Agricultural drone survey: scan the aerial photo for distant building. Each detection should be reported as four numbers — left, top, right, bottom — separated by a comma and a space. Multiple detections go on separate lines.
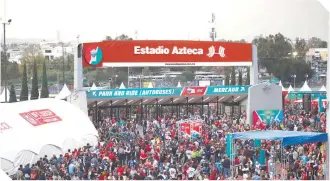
40, 40, 74, 60
7, 48, 23, 64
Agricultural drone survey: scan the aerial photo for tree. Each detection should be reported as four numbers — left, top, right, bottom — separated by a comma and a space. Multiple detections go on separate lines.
9, 84, 17, 103
182, 71, 195, 82
224, 75, 230, 85
246, 68, 250, 85
294, 38, 308, 58
40, 60, 49, 98
230, 67, 236, 85
20, 61, 29, 101
252, 33, 313, 85
238, 70, 243, 85
307, 37, 327, 48
30, 60, 39, 100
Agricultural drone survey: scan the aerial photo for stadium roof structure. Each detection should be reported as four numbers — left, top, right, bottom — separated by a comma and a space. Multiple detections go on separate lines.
86, 85, 250, 107
231, 130, 328, 147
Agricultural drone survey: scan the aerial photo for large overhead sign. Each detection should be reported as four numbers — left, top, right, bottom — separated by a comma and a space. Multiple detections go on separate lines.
87, 85, 251, 99
82, 40, 253, 67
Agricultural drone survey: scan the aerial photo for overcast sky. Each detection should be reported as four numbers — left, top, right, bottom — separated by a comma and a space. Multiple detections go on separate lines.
0, 0, 329, 42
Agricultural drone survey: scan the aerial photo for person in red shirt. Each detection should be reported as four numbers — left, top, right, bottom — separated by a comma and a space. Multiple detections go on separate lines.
145, 143, 152, 153
109, 151, 116, 162
209, 168, 217, 180
140, 150, 148, 164
117, 164, 125, 176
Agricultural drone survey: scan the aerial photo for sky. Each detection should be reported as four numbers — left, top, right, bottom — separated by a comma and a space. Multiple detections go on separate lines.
0, 0, 329, 42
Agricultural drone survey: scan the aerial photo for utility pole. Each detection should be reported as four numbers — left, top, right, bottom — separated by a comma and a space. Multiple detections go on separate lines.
61, 42, 65, 85
3, 19, 11, 103
209, 13, 216, 41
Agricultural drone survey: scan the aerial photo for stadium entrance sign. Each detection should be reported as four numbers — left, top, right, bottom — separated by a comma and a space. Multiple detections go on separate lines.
87, 88, 182, 99
206, 85, 250, 95
82, 40, 253, 67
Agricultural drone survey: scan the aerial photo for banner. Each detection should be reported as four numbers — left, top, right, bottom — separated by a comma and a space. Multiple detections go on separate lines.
191, 122, 203, 139
206, 85, 250, 95
82, 40, 253, 67
181, 86, 207, 96
180, 123, 191, 137
87, 88, 182, 99
253, 110, 283, 126
19, 109, 62, 126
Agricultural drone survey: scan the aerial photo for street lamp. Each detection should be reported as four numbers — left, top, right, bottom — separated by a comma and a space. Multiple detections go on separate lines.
3, 19, 12, 103
291, 74, 296, 89
292, 52, 298, 57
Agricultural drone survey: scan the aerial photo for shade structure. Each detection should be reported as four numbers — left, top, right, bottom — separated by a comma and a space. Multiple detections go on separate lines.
55, 84, 71, 100
300, 81, 312, 92
0, 98, 98, 174
0, 88, 10, 102
231, 130, 328, 147
319, 85, 326, 91
287, 85, 294, 92
177, 82, 182, 87
0, 169, 11, 181
278, 80, 285, 91
119, 82, 126, 89
90, 83, 98, 90
147, 82, 153, 88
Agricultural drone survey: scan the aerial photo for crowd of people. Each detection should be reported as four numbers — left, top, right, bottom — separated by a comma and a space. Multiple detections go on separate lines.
10, 104, 327, 180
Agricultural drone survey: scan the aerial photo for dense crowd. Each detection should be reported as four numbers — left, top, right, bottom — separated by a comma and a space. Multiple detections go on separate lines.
10, 105, 327, 180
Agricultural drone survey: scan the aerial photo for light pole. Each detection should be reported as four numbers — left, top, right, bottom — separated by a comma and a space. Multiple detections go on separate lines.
3, 19, 11, 103
291, 74, 296, 89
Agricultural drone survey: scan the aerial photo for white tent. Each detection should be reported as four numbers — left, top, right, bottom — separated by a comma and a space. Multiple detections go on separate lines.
119, 82, 126, 89
319, 85, 326, 92
90, 83, 98, 90
278, 80, 285, 91
0, 98, 98, 174
0, 88, 10, 102
0, 169, 11, 181
287, 85, 294, 92
147, 82, 153, 88
300, 81, 312, 92
177, 82, 182, 87
55, 84, 71, 100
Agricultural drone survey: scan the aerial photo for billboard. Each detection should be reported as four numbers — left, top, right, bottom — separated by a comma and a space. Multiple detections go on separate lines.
82, 40, 253, 67
252, 110, 283, 126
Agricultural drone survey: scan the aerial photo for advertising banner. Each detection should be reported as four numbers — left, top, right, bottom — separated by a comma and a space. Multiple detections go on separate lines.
82, 40, 253, 67
206, 85, 250, 95
181, 86, 207, 96
87, 88, 182, 99
252, 110, 284, 126
191, 121, 203, 139
180, 122, 191, 137
19, 109, 62, 127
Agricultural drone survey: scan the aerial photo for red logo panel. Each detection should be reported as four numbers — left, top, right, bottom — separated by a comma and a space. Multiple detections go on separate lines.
181, 86, 207, 96
19, 109, 62, 127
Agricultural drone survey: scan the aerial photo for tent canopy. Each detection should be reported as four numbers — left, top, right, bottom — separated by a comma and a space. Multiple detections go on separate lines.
0, 98, 98, 174
119, 82, 126, 89
90, 83, 98, 90
55, 84, 71, 100
278, 81, 285, 91
0, 88, 10, 102
319, 85, 326, 91
147, 82, 153, 88
300, 81, 312, 91
287, 85, 294, 92
231, 130, 328, 147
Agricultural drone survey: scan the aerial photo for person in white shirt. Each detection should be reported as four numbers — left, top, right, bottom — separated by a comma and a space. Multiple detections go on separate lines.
187, 166, 195, 180
169, 167, 177, 179
186, 150, 192, 160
